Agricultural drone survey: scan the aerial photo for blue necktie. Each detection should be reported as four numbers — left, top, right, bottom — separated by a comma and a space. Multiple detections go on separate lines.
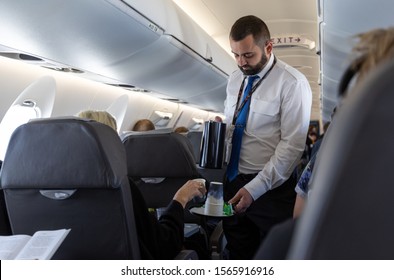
227, 75, 259, 182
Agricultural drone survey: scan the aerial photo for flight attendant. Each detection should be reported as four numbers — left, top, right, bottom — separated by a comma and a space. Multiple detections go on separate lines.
223, 15, 312, 259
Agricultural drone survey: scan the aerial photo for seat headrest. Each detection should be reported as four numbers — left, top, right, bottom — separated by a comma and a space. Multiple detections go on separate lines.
1, 117, 127, 189
122, 132, 198, 177
186, 131, 203, 143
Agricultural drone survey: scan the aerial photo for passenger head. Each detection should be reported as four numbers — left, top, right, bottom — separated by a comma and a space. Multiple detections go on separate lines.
214, 116, 223, 123
174, 126, 189, 134
229, 15, 272, 75
339, 27, 394, 96
132, 119, 155, 132
353, 27, 394, 83
77, 110, 117, 131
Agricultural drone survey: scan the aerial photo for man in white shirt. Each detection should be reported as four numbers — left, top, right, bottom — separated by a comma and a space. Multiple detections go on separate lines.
223, 15, 312, 259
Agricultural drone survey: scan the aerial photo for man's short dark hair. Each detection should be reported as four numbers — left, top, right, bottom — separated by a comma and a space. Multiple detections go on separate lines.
230, 15, 271, 47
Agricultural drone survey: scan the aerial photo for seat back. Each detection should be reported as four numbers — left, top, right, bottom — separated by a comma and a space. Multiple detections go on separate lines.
187, 131, 203, 164
122, 131, 200, 208
0, 118, 140, 259
289, 59, 394, 259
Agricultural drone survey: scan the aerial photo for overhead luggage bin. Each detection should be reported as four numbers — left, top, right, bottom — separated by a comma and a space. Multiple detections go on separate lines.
0, 0, 236, 113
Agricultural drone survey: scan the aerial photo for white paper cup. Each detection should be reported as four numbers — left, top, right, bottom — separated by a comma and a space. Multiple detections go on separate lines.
192, 178, 206, 203
204, 182, 224, 215
192, 178, 206, 187
204, 202, 223, 216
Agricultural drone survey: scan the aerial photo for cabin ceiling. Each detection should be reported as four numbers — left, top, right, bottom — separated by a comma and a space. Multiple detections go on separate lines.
4, 0, 390, 124
0, 0, 321, 120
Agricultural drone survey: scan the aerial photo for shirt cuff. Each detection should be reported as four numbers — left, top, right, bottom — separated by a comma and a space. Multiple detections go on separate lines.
244, 176, 270, 201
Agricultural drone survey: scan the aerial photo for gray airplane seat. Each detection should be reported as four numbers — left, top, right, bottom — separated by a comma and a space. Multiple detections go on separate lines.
186, 131, 203, 164
122, 131, 213, 258
0, 117, 140, 259
121, 131, 201, 209
289, 58, 394, 259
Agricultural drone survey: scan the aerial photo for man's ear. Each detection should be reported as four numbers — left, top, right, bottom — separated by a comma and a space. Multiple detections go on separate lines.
265, 41, 273, 55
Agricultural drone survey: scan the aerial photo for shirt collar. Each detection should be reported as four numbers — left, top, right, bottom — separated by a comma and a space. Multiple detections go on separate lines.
254, 54, 275, 79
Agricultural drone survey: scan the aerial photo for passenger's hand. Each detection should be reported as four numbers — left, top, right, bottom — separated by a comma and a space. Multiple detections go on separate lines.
228, 187, 253, 214
173, 180, 207, 208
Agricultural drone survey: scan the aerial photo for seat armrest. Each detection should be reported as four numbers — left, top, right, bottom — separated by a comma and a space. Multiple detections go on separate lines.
174, 249, 199, 260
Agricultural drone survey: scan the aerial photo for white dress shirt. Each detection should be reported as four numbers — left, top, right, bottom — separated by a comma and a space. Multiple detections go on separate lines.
224, 54, 312, 200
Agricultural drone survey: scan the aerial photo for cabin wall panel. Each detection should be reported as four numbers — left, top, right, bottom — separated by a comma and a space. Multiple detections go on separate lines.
0, 57, 55, 121
0, 56, 219, 134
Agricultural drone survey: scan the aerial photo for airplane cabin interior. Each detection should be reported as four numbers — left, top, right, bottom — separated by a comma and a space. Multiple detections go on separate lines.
0, 0, 394, 261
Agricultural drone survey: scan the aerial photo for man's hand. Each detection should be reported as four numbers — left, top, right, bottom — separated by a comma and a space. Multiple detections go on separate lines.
228, 187, 254, 213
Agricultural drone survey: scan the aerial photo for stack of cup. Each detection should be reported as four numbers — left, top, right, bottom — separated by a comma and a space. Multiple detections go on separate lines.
204, 181, 224, 216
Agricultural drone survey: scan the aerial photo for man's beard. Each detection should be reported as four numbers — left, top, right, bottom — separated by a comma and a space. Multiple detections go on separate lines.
239, 53, 268, 75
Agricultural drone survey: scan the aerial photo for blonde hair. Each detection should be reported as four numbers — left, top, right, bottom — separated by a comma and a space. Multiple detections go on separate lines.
352, 27, 394, 84
132, 119, 155, 131
77, 110, 117, 131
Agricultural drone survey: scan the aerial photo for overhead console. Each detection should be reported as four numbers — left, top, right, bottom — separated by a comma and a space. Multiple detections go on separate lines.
0, 0, 236, 113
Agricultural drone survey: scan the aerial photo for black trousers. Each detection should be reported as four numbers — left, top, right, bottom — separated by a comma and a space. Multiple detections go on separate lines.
223, 173, 296, 259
